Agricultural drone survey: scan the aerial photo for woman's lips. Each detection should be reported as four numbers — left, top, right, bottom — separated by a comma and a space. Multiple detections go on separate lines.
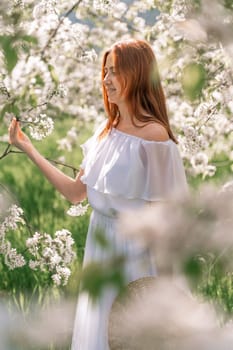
106, 88, 116, 94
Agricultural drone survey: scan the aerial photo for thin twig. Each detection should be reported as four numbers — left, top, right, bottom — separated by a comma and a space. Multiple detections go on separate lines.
17, 120, 39, 125
0, 144, 11, 160
46, 157, 79, 174
26, 101, 49, 114
0, 147, 79, 174
0, 81, 11, 99
196, 105, 218, 131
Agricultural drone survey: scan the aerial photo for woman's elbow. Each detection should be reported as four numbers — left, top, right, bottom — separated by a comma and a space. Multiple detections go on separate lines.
68, 189, 87, 205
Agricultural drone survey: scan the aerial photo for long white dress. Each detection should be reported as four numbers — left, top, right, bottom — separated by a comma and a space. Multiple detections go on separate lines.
71, 123, 188, 350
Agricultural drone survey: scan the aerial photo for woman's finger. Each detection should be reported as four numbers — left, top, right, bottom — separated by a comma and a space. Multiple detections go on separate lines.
9, 117, 16, 131
8, 117, 18, 143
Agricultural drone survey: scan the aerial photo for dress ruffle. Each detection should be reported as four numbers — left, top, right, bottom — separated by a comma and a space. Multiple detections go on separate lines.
80, 126, 188, 201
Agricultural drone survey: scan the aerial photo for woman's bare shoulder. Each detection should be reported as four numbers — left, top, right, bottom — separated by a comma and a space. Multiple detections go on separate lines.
140, 122, 169, 142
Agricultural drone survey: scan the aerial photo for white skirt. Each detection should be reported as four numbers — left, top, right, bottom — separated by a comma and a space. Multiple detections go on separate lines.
71, 209, 156, 350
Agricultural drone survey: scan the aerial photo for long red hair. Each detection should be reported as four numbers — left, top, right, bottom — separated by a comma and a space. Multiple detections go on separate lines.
101, 39, 177, 143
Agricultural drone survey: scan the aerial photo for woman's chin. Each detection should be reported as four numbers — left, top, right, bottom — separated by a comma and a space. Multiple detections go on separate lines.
108, 96, 115, 103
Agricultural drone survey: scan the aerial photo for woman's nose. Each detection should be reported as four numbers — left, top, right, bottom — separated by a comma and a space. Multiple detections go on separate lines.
103, 73, 110, 85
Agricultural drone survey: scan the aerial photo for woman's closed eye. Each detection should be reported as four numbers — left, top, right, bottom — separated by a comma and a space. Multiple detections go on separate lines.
104, 67, 117, 76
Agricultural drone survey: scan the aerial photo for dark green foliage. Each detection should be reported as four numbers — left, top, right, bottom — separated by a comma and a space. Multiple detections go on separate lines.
198, 265, 233, 314
224, 0, 233, 10
0, 35, 18, 73
0, 34, 37, 74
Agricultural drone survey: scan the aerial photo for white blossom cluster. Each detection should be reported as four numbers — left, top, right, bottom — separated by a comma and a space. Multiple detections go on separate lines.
32, 0, 58, 18
0, 199, 76, 285
28, 113, 54, 140
0, 204, 26, 269
67, 202, 89, 216
47, 83, 68, 99
26, 229, 76, 286
78, 0, 120, 15
0, 0, 100, 141
7, 55, 52, 96
148, 1, 233, 177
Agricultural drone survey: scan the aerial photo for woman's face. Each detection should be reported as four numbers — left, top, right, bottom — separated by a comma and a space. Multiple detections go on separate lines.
103, 52, 124, 106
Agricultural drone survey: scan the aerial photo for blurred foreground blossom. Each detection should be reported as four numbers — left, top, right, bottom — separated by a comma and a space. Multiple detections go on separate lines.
119, 182, 233, 274
220, 180, 233, 194
109, 276, 233, 350
0, 299, 75, 349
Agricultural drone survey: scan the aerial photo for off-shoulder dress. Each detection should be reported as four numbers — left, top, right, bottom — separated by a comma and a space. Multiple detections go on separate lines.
71, 122, 188, 350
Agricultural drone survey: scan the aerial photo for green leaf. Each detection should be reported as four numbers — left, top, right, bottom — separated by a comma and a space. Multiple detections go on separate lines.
21, 35, 38, 45
183, 255, 203, 280
35, 74, 45, 87
182, 62, 206, 101
48, 64, 59, 86
21, 35, 38, 53
29, 93, 38, 108
0, 36, 18, 73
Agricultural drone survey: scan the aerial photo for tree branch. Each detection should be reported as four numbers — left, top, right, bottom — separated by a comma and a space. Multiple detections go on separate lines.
41, 0, 83, 57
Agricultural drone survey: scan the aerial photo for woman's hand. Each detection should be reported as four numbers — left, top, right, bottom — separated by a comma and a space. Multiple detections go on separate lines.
8, 117, 33, 152
8, 117, 87, 203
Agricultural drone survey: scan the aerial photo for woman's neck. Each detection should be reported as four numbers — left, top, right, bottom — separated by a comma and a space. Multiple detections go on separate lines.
118, 104, 133, 127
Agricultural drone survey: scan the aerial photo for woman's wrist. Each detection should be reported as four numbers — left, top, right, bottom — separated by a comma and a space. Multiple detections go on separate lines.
21, 141, 35, 157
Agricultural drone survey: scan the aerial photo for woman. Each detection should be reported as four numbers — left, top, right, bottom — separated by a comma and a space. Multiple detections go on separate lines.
9, 39, 188, 349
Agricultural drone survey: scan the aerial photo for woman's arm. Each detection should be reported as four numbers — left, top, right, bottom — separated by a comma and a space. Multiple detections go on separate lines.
9, 118, 87, 204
